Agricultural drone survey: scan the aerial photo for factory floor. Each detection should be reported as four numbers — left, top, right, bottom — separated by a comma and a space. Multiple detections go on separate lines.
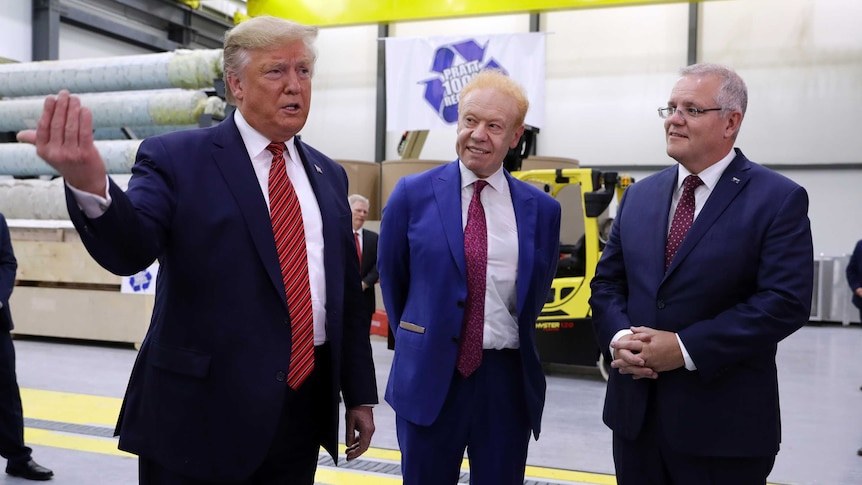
2, 323, 861, 485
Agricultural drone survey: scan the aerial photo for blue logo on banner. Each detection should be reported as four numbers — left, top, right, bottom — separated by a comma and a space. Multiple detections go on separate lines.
129, 270, 153, 292
421, 39, 506, 124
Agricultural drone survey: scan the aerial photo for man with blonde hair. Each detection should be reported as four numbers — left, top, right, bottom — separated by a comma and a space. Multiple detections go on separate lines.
379, 70, 561, 484
18, 16, 377, 484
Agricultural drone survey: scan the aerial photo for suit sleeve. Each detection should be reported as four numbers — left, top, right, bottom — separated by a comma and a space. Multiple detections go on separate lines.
362, 232, 379, 287
0, 215, 17, 306
590, 189, 634, 360
678, 185, 813, 382
847, 241, 862, 291
66, 138, 175, 276
377, 178, 411, 335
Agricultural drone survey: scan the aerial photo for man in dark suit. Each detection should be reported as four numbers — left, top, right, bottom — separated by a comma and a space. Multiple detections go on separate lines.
848, 240, 862, 331
590, 63, 813, 484
848, 238, 862, 457
0, 214, 53, 481
378, 70, 561, 484
17, 16, 377, 484
348, 194, 378, 320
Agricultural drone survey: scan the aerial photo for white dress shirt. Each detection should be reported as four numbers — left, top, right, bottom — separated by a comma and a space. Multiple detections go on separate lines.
458, 161, 520, 350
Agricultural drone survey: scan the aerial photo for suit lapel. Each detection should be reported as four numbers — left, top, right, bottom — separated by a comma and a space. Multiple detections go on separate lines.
433, 162, 467, 278
664, 152, 751, 277
210, 115, 286, 306
510, 173, 536, 316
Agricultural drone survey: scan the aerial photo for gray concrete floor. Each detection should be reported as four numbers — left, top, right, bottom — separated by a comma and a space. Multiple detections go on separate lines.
2, 323, 862, 484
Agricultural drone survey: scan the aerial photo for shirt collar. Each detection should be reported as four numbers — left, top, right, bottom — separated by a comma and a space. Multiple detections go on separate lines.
676, 148, 736, 191
234, 109, 296, 162
458, 160, 509, 195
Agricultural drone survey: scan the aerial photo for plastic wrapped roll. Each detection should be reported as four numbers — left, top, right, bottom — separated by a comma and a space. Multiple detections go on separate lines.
0, 175, 131, 220
0, 90, 224, 131
0, 140, 142, 177
0, 49, 223, 98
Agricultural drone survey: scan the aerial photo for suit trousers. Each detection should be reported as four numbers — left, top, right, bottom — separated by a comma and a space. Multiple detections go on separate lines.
612, 382, 775, 485
0, 330, 30, 465
139, 344, 332, 485
396, 349, 530, 485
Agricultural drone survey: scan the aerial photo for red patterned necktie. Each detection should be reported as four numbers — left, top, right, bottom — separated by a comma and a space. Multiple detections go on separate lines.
457, 179, 489, 377
267, 142, 314, 389
354, 231, 362, 267
665, 174, 704, 270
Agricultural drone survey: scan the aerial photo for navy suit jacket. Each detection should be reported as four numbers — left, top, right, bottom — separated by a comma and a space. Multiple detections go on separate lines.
0, 214, 16, 332
848, 240, 862, 309
591, 149, 813, 457
65, 115, 378, 481
359, 229, 379, 317
379, 161, 560, 438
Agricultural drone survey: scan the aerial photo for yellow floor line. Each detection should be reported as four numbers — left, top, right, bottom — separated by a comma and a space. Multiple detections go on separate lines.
24, 427, 134, 458
21, 388, 122, 426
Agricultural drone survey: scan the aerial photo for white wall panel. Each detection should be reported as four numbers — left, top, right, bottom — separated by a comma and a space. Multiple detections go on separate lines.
300, 24, 379, 161
542, 3, 689, 166
0, 0, 32, 62
701, 0, 862, 165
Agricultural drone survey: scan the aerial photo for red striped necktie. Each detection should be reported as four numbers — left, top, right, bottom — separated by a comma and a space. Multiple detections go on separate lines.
267, 142, 314, 389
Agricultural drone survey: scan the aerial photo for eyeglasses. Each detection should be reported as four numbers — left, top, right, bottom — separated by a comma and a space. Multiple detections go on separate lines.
657, 106, 724, 119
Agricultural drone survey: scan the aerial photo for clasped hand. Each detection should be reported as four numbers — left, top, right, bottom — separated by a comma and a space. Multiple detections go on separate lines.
609, 326, 685, 379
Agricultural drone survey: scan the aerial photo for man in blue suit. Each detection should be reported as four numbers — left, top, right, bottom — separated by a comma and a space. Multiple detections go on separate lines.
378, 70, 561, 484
17, 16, 377, 484
591, 63, 813, 484
0, 214, 54, 481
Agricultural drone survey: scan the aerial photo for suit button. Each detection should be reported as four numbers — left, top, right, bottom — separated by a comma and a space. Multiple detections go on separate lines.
276, 371, 286, 382
657, 300, 666, 309
451, 337, 459, 344
283, 318, 290, 325
457, 301, 465, 308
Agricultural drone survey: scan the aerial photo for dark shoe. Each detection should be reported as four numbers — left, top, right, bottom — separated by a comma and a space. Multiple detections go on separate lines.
5, 459, 53, 480
858, 447, 862, 456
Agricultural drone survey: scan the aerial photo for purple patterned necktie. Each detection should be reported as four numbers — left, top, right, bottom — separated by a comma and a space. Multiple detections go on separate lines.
457, 180, 488, 377
665, 174, 704, 270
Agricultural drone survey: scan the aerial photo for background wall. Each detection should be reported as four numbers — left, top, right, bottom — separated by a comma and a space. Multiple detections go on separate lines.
2, 0, 861, 255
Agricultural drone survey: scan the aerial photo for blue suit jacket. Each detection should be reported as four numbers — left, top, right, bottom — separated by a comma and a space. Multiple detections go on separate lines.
378, 161, 561, 438
65, 114, 378, 481
847, 240, 862, 309
591, 149, 813, 457
0, 214, 16, 332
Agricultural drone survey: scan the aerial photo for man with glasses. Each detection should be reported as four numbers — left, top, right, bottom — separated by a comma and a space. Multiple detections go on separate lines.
591, 63, 813, 484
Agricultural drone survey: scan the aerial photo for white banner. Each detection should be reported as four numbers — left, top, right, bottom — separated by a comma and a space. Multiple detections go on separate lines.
385, 33, 546, 132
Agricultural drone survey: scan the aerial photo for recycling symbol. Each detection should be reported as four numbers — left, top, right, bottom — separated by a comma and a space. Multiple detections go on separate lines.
129, 270, 153, 292
421, 39, 506, 124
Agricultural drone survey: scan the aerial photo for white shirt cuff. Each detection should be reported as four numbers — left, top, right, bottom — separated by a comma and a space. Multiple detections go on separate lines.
66, 176, 112, 219
610, 329, 633, 358
676, 333, 697, 371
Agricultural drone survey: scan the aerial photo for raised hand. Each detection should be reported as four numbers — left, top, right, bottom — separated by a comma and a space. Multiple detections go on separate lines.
16, 90, 107, 196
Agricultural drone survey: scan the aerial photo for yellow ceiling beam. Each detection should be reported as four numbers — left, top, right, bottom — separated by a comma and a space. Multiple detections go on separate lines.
248, 0, 715, 27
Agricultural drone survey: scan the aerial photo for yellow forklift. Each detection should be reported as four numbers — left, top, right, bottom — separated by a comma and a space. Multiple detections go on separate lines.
512, 168, 633, 379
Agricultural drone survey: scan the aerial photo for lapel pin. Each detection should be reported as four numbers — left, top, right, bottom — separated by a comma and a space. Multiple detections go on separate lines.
732, 177, 740, 184
314, 164, 323, 174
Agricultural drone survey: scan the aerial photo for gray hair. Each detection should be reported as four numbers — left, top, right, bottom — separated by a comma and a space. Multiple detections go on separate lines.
348, 194, 369, 207
680, 63, 748, 116
223, 16, 319, 104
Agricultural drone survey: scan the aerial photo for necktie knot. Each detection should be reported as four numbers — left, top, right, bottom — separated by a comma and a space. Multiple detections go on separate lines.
682, 174, 704, 192
474, 179, 489, 196
267, 142, 284, 159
